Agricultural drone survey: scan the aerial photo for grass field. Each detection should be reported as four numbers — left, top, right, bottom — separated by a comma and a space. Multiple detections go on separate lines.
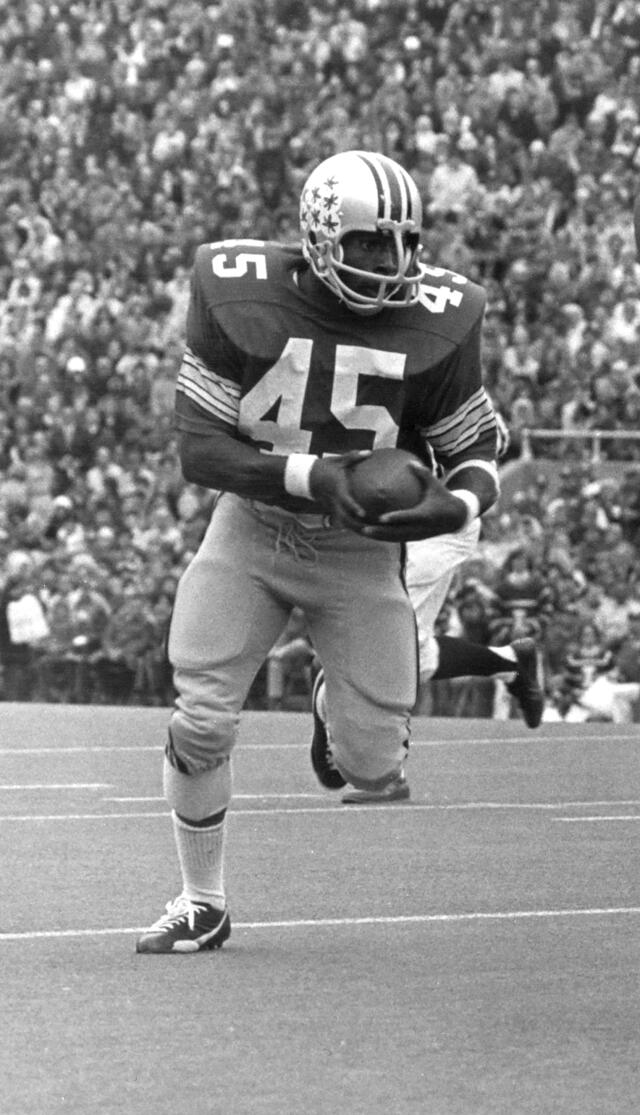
2, 704, 640, 1115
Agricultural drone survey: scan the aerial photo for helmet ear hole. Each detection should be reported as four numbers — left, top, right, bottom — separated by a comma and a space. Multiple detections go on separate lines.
308, 230, 317, 246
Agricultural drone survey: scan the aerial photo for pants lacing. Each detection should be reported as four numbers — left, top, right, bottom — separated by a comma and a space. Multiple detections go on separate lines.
275, 520, 320, 565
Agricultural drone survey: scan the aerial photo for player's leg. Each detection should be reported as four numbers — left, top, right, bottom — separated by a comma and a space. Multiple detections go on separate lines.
407, 523, 544, 727
334, 523, 544, 806
137, 495, 290, 953
405, 522, 481, 677
311, 523, 477, 803
429, 636, 544, 728
407, 519, 508, 688
306, 531, 417, 793
336, 523, 480, 802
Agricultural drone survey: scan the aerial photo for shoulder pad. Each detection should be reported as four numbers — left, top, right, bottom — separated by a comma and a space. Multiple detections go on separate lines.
414, 264, 486, 339
193, 240, 298, 302
191, 240, 303, 357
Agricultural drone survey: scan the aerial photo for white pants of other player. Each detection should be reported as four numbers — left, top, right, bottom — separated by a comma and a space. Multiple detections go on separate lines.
407, 517, 482, 684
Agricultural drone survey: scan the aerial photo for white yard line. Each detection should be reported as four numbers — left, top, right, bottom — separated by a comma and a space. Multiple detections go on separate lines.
0, 783, 111, 790
104, 793, 327, 802
556, 815, 640, 823
3, 904, 640, 942
3, 798, 640, 821
103, 795, 640, 808
1, 732, 639, 756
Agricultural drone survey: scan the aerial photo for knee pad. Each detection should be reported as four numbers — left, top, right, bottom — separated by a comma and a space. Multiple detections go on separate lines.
329, 713, 407, 792
167, 703, 237, 774
163, 754, 232, 821
334, 755, 405, 793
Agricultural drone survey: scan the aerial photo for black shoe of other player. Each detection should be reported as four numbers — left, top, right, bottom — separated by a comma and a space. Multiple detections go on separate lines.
507, 638, 544, 728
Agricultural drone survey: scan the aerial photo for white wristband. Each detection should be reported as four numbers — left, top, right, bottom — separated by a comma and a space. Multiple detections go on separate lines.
284, 453, 319, 500
450, 488, 480, 528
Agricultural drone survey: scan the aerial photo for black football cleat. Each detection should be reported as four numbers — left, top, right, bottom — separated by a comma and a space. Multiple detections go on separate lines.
136, 897, 231, 954
507, 638, 544, 728
310, 671, 347, 789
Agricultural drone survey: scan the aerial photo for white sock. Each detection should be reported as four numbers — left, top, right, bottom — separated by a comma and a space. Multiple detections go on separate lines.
489, 644, 517, 663
488, 644, 517, 682
172, 811, 226, 910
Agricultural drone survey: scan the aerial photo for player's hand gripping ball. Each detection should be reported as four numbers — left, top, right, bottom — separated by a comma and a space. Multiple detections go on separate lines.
348, 448, 426, 519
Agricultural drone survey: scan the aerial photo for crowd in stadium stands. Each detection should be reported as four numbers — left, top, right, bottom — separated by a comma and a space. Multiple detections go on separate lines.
1, 0, 640, 719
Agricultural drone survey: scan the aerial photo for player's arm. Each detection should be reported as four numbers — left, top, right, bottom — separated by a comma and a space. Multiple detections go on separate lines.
418, 313, 500, 521
358, 450, 498, 542
440, 430, 500, 521
177, 401, 367, 521
178, 421, 284, 499
361, 317, 499, 542
175, 261, 367, 519
360, 414, 499, 542
175, 317, 290, 501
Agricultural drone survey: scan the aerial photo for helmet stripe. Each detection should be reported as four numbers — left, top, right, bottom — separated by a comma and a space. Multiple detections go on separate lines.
357, 152, 387, 220
358, 152, 409, 224
356, 153, 396, 223
389, 160, 413, 223
383, 155, 411, 223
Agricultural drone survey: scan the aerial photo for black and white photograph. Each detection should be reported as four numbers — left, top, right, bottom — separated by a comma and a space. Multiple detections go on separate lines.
2, 1, 640, 1112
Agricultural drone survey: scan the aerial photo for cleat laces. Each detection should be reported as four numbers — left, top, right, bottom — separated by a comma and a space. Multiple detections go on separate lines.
150, 896, 204, 931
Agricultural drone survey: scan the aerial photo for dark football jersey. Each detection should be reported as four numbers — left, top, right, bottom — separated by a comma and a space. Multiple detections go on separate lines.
175, 239, 498, 474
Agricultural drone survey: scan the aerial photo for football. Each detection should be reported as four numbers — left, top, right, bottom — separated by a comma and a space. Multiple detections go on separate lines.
348, 448, 425, 518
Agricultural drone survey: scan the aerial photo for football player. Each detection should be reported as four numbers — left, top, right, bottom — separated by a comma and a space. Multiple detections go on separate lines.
137, 150, 518, 953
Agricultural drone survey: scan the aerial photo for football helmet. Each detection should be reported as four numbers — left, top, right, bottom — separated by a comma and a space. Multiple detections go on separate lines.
299, 150, 424, 314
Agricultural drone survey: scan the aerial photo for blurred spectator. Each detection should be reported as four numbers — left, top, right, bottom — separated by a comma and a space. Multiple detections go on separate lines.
445, 586, 495, 718
0, 571, 49, 700
427, 142, 481, 219
612, 602, 640, 720
502, 324, 540, 384
90, 589, 158, 704
38, 598, 82, 703
489, 548, 553, 644
592, 578, 640, 648
557, 618, 615, 720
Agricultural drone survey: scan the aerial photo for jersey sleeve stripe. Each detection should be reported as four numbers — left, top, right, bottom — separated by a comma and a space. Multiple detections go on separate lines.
176, 346, 241, 425
176, 380, 238, 425
175, 372, 238, 420
422, 387, 493, 439
427, 413, 497, 457
181, 347, 241, 399
419, 389, 496, 455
